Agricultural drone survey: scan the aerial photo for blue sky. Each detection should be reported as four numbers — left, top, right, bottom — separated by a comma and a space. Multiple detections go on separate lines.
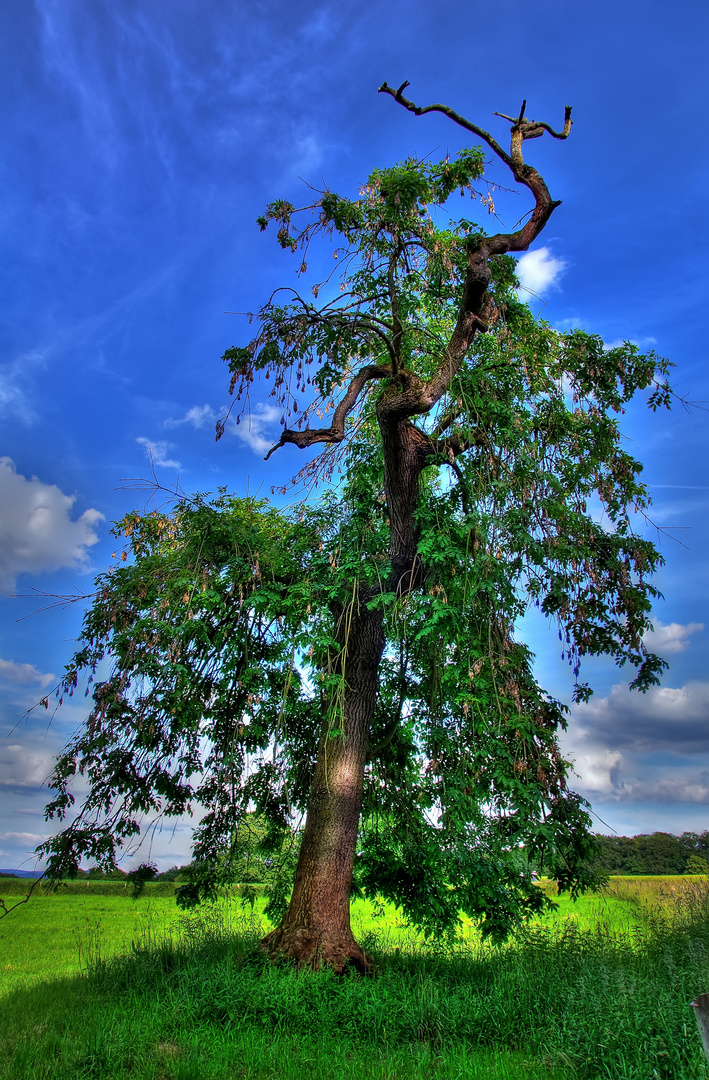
1, 0, 708, 871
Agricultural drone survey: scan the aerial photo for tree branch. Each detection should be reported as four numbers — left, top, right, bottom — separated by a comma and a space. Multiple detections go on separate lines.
379, 82, 570, 256
264, 364, 391, 459
377, 83, 572, 416
378, 81, 514, 167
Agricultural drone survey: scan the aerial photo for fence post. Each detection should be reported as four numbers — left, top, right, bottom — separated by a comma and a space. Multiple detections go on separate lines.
690, 994, 709, 1062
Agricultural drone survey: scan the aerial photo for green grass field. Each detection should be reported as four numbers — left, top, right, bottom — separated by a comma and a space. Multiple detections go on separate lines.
1, 877, 709, 1079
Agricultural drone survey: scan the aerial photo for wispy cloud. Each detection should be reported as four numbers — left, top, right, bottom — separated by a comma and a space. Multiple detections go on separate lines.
164, 404, 219, 430
516, 247, 567, 296
136, 438, 182, 470
0, 351, 47, 424
0, 658, 54, 688
0, 458, 103, 595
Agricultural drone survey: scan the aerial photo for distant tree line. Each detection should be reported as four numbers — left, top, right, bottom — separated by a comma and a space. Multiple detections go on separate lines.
64, 830, 709, 884
592, 832, 709, 876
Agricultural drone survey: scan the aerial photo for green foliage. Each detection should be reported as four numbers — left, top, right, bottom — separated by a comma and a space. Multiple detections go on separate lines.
37, 138, 673, 943
594, 832, 709, 875
126, 862, 157, 899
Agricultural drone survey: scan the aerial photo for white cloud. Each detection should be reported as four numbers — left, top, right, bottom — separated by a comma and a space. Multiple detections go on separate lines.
0, 458, 103, 595
136, 437, 182, 470
603, 336, 657, 351
0, 658, 54, 688
0, 831, 48, 845
644, 619, 704, 655
516, 247, 567, 296
164, 404, 219, 430
233, 403, 281, 456
568, 748, 624, 796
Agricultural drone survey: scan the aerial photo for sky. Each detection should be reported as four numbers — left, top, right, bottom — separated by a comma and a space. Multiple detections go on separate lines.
1, 0, 708, 873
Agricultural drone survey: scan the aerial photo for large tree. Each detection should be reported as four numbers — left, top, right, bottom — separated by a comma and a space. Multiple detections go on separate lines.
38, 85, 671, 971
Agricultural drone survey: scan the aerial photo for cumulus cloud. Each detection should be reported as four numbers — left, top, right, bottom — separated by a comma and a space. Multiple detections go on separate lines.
0, 658, 54, 688
644, 619, 704, 655
0, 458, 103, 594
516, 247, 567, 296
0, 741, 57, 795
136, 438, 182, 470
568, 748, 624, 796
233, 403, 281, 456
164, 404, 219, 430
562, 678, 709, 805
572, 681, 709, 755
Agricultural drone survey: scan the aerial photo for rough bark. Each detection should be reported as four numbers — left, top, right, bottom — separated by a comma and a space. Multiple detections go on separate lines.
261, 595, 385, 971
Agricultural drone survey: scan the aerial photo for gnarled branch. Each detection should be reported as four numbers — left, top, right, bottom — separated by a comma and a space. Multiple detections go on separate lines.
264, 364, 391, 460
377, 82, 572, 418
379, 81, 570, 255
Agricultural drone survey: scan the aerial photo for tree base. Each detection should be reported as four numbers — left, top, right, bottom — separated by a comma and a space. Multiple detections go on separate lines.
260, 925, 374, 974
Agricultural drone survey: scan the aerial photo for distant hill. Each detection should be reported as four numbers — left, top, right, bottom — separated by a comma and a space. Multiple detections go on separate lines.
0, 869, 43, 879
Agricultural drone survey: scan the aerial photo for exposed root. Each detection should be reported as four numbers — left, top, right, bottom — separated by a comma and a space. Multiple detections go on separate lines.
260, 925, 375, 974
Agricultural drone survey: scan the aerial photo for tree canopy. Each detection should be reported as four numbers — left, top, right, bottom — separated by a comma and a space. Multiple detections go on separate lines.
35, 85, 672, 968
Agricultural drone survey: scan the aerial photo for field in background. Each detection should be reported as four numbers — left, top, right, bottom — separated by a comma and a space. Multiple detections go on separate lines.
1, 876, 709, 1079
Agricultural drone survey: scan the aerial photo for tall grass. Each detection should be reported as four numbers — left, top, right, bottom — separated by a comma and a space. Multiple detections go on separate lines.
1, 881, 709, 1079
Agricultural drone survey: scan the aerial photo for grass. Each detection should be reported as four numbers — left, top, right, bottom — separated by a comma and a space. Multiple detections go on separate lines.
1, 878, 709, 1079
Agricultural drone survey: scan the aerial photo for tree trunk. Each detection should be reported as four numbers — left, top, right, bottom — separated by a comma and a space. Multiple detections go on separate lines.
262, 414, 427, 971
261, 596, 385, 972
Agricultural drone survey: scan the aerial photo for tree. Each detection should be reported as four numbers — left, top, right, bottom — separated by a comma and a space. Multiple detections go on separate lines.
37, 84, 672, 971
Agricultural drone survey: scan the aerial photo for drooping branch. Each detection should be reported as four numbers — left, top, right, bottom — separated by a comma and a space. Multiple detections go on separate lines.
264, 363, 391, 460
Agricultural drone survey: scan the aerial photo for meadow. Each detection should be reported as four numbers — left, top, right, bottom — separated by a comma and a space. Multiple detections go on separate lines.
1, 876, 709, 1079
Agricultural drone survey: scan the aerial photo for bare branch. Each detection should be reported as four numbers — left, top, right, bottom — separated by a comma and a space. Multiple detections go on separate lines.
264, 364, 391, 459
378, 81, 514, 167
375, 83, 572, 420
0, 875, 44, 919
380, 81, 571, 256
